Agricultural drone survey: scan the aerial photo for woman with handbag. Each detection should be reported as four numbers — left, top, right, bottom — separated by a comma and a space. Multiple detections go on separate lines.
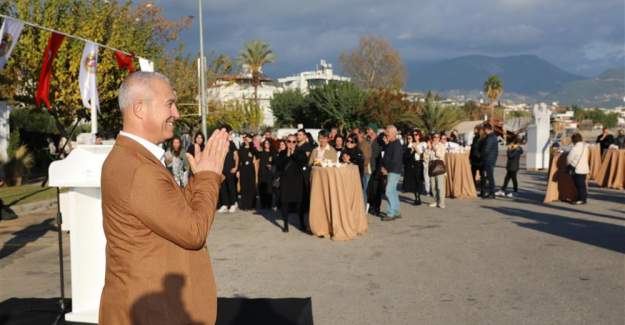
566, 133, 589, 205
426, 133, 447, 209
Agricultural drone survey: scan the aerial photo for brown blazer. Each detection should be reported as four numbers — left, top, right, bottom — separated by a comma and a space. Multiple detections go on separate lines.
99, 135, 223, 325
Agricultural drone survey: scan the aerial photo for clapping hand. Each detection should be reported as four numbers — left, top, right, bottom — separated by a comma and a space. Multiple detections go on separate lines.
195, 129, 230, 174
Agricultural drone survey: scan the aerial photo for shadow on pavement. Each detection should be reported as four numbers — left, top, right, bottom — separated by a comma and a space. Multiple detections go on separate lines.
0, 218, 56, 259
483, 206, 625, 254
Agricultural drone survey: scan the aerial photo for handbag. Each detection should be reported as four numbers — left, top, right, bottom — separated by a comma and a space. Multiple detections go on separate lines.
428, 159, 446, 177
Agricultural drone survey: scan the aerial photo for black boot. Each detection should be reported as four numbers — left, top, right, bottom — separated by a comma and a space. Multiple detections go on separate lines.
299, 214, 307, 232
414, 194, 422, 206
283, 213, 289, 232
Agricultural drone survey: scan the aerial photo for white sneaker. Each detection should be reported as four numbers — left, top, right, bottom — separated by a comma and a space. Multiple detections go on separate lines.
438, 204, 446, 209
495, 190, 505, 197
429, 202, 437, 207
506, 192, 514, 198
217, 206, 228, 213
228, 204, 238, 213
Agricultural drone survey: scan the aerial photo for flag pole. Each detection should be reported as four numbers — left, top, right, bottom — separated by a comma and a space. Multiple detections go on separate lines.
198, 0, 207, 137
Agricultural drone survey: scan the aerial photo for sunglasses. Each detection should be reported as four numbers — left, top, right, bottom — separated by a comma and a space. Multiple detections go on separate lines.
347, 140, 355, 143
287, 140, 296, 143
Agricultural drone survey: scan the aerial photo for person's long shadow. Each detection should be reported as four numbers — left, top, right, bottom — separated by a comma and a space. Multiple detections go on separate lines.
130, 274, 203, 325
254, 208, 283, 230
483, 206, 625, 254
511, 189, 625, 223
254, 208, 309, 234
0, 218, 56, 259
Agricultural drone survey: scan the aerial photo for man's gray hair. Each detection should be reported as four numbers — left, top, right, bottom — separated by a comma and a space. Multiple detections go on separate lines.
118, 71, 171, 112
386, 125, 397, 134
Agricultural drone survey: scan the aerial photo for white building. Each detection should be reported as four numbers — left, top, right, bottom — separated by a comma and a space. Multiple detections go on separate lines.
277, 60, 350, 94
206, 60, 350, 127
205, 71, 281, 127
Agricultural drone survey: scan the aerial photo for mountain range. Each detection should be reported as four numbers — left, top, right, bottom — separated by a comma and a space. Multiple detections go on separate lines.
406, 55, 624, 108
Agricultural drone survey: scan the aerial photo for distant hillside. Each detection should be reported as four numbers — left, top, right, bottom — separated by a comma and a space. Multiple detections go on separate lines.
406, 54, 584, 95
546, 68, 624, 108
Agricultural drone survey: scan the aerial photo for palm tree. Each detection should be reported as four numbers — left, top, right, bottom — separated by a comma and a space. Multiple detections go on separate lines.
483, 75, 503, 119
236, 41, 276, 108
415, 93, 461, 134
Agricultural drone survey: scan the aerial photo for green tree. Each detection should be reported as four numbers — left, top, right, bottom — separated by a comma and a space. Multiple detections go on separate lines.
415, 94, 461, 134
236, 40, 275, 108
483, 75, 503, 118
270, 89, 308, 127
366, 89, 418, 129
574, 108, 619, 129
307, 81, 369, 132
206, 100, 263, 132
0, 1, 191, 134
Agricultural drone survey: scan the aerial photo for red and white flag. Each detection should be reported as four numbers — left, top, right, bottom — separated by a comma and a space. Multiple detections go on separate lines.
35, 33, 65, 109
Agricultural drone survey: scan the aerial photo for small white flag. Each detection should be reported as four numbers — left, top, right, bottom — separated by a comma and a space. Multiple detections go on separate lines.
79, 42, 99, 133
0, 17, 24, 69
139, 57, 154, 72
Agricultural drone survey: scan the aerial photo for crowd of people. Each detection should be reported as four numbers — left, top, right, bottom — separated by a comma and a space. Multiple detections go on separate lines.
162, 122, 526, 233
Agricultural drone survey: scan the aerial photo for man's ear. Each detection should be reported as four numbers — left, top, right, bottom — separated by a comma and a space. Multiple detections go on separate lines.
132, 100, 145, 120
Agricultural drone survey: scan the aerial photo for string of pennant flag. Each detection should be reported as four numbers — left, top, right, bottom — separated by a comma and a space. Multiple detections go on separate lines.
0, 14, 155, 114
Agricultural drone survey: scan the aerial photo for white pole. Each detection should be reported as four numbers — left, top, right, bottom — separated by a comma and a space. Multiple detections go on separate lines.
198, 0, 207, 137
91, 106, 97, 134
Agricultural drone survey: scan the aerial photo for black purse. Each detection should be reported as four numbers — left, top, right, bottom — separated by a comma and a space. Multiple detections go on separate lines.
428, 160, 447, 177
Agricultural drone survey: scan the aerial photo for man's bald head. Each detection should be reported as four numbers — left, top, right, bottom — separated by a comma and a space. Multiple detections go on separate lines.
118, 71, 179, 144
386, 125, 398, 141
118, 72, 172, 114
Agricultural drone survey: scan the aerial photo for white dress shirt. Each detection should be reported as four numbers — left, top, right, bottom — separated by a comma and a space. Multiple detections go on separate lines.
119, 131, 165, 166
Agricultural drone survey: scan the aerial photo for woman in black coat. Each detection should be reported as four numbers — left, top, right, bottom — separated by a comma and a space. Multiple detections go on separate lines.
237, 134, 257, 210
469, 126, 483, 186
257, 139, 276, 209
275, 135, 308, 232
340, 133, 364, 177
402, 133, 419, 197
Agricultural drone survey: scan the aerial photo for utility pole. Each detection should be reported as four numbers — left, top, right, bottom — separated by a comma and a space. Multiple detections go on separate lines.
198, 0, 207, 137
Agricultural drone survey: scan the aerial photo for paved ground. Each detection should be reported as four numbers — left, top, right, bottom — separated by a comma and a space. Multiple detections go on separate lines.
1, 163, 624, 325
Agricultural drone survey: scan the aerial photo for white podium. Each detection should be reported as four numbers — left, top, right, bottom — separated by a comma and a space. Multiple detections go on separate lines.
49, 145, 112, 324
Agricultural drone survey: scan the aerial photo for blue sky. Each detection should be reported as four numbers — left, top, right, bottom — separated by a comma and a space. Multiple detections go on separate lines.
149, 0, 624, 78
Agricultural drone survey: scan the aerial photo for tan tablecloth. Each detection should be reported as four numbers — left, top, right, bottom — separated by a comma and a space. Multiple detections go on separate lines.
594, 149, 625, 190
309, 165, 368, 240
444, 153, 478, 199
588, 145, 601, 181
544, 151, 578, 203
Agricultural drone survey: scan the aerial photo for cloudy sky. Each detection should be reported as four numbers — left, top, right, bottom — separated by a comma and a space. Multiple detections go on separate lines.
150, 0, 624, 78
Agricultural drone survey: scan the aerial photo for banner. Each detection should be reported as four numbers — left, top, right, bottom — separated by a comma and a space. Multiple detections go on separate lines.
79, 42, 99, 111
139, 57, 154, 72
35, 32, 65, 109
0, 17, 24, 69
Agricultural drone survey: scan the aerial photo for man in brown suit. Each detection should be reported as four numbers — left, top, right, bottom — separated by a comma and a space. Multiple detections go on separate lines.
99, 72, 229, 325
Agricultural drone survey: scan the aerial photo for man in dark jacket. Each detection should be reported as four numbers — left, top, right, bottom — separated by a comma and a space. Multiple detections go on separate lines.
497, 138, 523, 197
381, 125, 403, 220
596, 127, 615, 155
479, 124, 499, 199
